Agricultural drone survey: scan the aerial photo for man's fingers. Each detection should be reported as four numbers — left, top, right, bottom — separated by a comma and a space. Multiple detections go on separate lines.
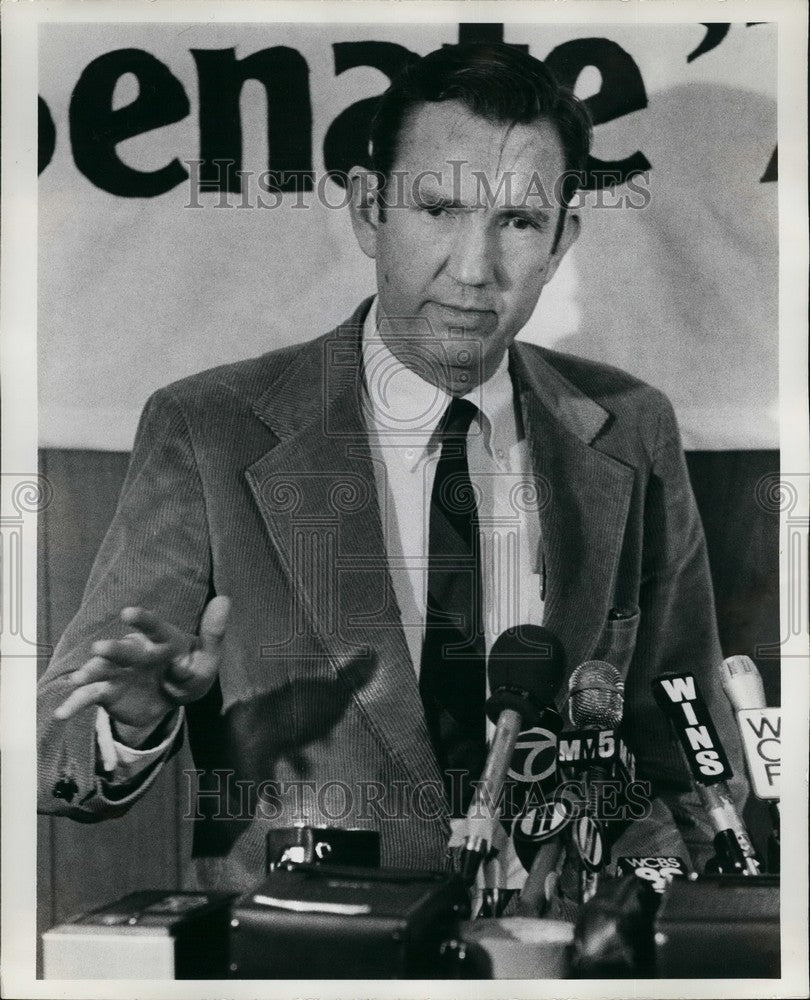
199, 595, 231, 653
54, 681, 112, 720
166, 596, 230, 688
68, 655, 119, 687
120, 607, 183, 647
90, 638, 166, 668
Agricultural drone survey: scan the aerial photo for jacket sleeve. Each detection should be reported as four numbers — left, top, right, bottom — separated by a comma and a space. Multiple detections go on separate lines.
37, 388, 212, 820
623, 393, 750, 871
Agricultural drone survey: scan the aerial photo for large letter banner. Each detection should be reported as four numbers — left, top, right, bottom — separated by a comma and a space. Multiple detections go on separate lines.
38, 21, 777, 452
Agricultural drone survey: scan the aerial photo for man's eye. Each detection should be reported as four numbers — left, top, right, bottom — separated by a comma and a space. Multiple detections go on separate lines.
506, 215, 539, 231
424, 204, 448, 217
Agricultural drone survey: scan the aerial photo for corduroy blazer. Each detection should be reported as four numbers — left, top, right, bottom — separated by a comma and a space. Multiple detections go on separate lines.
37, 299, 746, 890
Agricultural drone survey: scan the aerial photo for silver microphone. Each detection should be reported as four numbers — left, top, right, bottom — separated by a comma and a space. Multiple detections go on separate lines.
569, 660, 624, 729
565, 661, 625, 902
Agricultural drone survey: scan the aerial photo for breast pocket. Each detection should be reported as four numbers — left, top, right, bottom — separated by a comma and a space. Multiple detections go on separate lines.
591, 606, 641, 681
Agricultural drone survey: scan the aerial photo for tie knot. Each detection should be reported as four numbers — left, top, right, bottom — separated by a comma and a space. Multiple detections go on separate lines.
440, 396, 479, 438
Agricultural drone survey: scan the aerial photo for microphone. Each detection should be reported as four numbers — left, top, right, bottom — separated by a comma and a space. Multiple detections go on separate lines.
511, 751, 579, 917
569, 660, 624, 730
719, 655, 780, 870
616, 856, 687, 893
720, 654, 766, 711
505, 719, 566, 870
517, 661, 635, 914
652, 672, 760, 875
563, 661, 629, 903
458, 625, 566, 885
565, 660, 633, 788
515, 830, 568, 917
719, 655, 780, 800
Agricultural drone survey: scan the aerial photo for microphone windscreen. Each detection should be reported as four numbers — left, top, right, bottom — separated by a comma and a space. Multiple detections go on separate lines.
487, 625, 566, 722
569, 660, 624, 728
720, 655, 766, 712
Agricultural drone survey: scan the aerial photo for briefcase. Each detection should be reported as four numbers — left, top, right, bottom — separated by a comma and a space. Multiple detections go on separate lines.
229, 864, 471, 978
654, 874, 780, 978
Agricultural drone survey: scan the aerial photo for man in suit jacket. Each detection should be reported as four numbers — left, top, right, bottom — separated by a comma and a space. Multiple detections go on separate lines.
38, 43, 747, 893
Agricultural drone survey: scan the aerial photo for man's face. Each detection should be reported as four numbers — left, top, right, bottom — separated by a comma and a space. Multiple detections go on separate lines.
352, 100, 579, 394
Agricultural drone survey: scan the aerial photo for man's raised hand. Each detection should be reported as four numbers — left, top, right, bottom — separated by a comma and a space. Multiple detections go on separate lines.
53, 597, 231, 739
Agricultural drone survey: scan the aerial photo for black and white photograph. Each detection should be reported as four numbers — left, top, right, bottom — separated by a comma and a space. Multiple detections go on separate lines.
1, 1, 808, 996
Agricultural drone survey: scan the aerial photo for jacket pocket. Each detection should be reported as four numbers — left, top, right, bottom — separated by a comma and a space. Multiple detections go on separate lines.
591, 606, 641, 681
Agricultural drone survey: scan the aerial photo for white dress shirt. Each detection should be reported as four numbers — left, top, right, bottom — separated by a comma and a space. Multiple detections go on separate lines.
362, 298, 546, 888
362, 298, 545, 679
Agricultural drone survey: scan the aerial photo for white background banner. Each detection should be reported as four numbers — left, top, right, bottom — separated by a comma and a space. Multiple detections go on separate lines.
38, 20, 777, 451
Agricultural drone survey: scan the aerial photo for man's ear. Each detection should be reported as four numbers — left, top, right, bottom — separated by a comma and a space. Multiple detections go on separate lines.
348, 166, 382, 260
544, 210, 580, 284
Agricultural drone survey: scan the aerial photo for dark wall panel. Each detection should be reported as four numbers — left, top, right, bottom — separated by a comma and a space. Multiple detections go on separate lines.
36, 450, 189, 974
686, 451, 780, 705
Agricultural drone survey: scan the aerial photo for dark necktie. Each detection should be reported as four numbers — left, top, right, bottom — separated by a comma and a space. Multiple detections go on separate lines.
420, 396, 487, 816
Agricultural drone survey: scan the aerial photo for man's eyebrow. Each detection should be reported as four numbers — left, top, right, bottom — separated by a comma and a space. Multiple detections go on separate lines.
412, 194, 553, 216
411, 190, 463, 207
410, 184, 554, 218
498, 205, 553, 221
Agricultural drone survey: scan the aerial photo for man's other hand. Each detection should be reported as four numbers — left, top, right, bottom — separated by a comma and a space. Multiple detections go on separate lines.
53, 597, 231, 740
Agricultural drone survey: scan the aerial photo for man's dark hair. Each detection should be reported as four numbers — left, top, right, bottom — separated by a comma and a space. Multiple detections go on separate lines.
370, 42, 592, 212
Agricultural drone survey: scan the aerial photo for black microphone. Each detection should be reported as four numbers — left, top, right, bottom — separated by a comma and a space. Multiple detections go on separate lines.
563, 661, 629, 903
510, 731, 576, 917
652, 672, 760, 875
514, 797, 573, 917
719, 655, 780, 870
458, 625, 566, 884
616, 855, 687, 893
504, 718, 566, 868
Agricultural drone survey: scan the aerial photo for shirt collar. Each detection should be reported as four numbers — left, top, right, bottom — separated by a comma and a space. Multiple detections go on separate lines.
361, 297, 520, 470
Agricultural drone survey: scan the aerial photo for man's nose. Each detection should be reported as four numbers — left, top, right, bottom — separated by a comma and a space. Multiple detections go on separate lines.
447, 216, 496, 287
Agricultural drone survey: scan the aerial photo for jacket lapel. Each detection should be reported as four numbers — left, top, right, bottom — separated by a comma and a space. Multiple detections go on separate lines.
245, 307, 445, 800
511, 343, 636, 709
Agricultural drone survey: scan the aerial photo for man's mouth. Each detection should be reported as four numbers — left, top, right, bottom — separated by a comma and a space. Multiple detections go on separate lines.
427, 301, 497, 328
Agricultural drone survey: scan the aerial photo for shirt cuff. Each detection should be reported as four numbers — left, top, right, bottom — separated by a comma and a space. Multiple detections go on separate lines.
95, 705, 184, 778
